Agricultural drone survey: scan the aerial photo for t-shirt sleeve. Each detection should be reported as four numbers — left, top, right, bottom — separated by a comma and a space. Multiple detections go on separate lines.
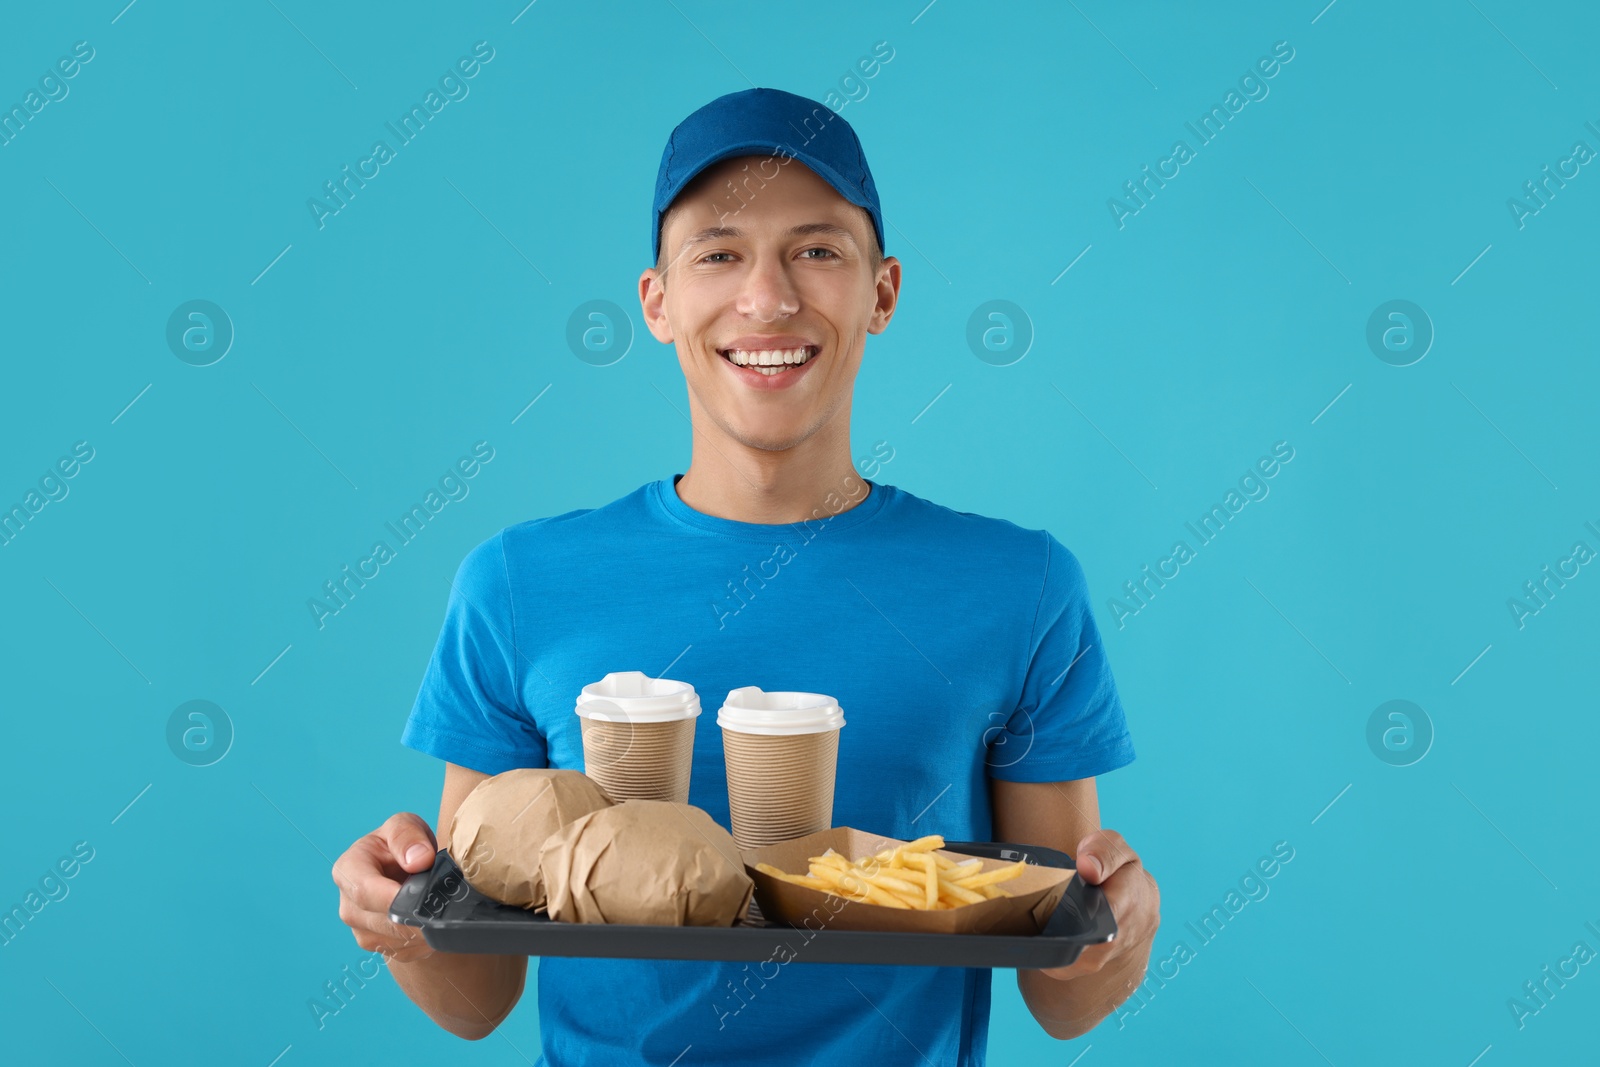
986, 532, 1136, 782
399, 530, 549, 774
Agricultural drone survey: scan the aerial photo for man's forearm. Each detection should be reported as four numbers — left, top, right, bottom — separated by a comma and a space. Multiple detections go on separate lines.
1018, 939, 1152, 1039
389, 951, 526, 1040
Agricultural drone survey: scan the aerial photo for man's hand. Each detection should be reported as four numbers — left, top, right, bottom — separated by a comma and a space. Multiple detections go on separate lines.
992, 778, 1158, 1038
340, 770, 529, 1040
332, 812, 440, 965
1037, 828, 1159, 982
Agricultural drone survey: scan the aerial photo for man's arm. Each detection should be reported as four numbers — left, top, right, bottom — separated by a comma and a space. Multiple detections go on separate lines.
991, 777, 1160, 1040
333, 762, 529, 1040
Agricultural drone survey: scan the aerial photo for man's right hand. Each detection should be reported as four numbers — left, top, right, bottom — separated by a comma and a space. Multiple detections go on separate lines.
333, 769, 527, 1039
333, 812, 440, 964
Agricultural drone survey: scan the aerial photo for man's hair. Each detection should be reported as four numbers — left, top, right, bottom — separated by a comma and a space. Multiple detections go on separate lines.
654, 200, 884, 284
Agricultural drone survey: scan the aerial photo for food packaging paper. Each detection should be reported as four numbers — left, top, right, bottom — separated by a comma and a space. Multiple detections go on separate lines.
448, 768, 613, 910
541, 800, 755, 926
744, 827, 1074, 936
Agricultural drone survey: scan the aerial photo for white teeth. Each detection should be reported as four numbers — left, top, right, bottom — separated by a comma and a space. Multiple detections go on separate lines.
724, 347, 813, 368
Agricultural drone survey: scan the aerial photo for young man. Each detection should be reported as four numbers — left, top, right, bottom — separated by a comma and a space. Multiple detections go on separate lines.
333, 88, 1159, 1065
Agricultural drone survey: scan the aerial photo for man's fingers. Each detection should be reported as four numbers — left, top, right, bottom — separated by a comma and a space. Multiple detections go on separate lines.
380, 812, 439, 872
1076, 829, 1135, 884
338, 879, 434, 961
340, 894, 422, 944
334, 834, 414, 914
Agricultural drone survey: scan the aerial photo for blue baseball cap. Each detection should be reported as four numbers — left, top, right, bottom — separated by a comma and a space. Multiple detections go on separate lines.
652, 87, 885, 263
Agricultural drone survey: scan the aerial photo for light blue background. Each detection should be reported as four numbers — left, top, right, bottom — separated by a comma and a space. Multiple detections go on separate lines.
2, 1, 1595, 1064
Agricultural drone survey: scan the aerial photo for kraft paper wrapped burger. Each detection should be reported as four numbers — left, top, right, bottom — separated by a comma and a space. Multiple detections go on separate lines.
541, 800, 755, 926
448, 768, 613, 910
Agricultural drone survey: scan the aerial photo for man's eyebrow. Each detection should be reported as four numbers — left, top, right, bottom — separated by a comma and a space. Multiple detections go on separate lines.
678, 222, 861, 251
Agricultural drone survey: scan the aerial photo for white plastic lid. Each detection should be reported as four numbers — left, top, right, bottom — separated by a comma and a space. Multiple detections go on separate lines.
717, 686, 846, 735
574, 671, 701, 723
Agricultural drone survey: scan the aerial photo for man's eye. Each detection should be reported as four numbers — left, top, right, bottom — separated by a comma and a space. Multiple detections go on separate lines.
801, 248, 839, 260
700, 252, 734, 263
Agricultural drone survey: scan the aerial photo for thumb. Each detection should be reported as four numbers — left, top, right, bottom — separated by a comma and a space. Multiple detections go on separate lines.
1077, 851, 1101, 883
385, 813, 438, 873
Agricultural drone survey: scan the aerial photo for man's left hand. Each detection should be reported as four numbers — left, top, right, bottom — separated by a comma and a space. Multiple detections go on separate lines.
1036, 829, 1159, 982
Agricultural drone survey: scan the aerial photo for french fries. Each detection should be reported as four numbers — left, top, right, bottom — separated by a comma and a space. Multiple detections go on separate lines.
754, 835, 1027, 910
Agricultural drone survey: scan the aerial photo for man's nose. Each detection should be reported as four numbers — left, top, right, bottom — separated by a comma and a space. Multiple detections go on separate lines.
734, 255, 800, 322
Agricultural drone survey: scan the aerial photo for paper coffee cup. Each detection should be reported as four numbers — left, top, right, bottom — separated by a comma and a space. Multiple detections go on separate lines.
575, 671, 700, 803
718, 686, 845, 850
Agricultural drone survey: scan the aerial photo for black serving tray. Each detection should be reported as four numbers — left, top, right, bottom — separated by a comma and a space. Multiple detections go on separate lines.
389, 840, 1117, 969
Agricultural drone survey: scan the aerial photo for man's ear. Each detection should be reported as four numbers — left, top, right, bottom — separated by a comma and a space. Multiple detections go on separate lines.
866, 255, 902, 335
638, 268, 674, 344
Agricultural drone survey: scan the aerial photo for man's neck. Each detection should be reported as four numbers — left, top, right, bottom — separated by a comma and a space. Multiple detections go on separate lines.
673, 424, 868, 525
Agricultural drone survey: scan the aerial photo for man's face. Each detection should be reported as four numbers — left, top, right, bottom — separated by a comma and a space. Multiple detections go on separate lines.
640, 154, 900, 453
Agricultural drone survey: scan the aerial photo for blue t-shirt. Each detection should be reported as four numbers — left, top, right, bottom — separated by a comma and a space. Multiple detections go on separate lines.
401, 474, 1135, 1066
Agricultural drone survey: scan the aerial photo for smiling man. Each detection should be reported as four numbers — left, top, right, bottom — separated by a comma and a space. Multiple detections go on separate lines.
333, 88, 1159, 1066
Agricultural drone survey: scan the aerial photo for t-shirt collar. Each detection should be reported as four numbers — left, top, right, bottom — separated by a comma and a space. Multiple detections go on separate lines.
652, 473, 891, 540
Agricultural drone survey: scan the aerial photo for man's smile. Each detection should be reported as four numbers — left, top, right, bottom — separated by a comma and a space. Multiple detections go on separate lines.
717, 336, 821, 384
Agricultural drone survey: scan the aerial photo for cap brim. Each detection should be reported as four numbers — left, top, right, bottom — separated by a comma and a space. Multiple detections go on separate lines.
654, 140, 876, 260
